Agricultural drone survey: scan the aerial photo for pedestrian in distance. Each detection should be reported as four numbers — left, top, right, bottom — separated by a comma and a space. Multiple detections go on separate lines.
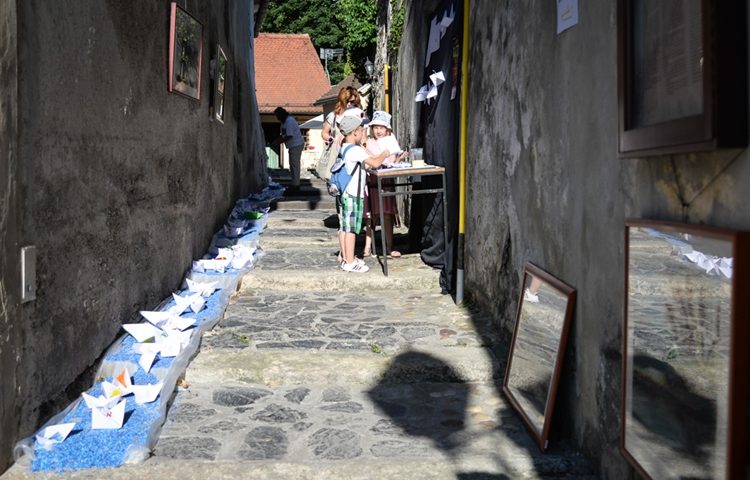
336, 115, 390, 273
272, 106, 304, 193
321, 86, 363, 148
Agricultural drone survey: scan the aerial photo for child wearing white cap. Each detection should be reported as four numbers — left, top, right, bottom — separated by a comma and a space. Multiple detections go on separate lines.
336, 115, 391, 273
363, 111, 406, 258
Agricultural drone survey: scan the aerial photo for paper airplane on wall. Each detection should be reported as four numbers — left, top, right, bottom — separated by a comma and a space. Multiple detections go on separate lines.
439, 4, 455, 38
425, 15, 441, 67
430, 71, 445, 87
415, 85, 429, 102
426, 84, 439, 100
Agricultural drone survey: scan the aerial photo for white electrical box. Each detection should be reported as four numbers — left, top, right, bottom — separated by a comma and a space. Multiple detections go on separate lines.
21, 246, 36, 303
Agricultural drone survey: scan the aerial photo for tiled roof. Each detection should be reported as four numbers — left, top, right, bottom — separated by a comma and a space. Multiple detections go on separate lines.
314, 74, 363, 106
254, 33, 331, 115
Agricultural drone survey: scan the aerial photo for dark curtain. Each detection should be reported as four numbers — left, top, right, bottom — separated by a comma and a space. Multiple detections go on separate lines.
409, 0, 462, 295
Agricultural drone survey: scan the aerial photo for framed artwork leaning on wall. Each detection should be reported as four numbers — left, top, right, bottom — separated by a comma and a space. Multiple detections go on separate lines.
503, 262, 576, 452
622, 219, 750, 479
168, 2, 203, 100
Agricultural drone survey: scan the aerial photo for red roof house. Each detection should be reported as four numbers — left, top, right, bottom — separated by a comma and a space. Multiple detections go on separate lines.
254, 33, 330, 120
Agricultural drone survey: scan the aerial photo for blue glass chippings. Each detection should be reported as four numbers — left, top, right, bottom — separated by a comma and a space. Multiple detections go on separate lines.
25, 190, 280, 472
31, 391, 162, 471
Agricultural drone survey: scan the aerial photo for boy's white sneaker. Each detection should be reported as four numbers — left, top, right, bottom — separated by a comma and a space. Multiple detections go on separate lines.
342, 261, 369, 273
339, 258, 365, 270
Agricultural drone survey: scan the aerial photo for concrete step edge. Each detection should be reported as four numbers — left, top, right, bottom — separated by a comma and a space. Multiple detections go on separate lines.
0, 456, 594, 480
186, 347, 501, 386
238, 271, 441, 293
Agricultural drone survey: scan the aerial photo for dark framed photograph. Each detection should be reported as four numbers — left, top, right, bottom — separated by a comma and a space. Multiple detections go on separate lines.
622, 220, 750, 479
503, 262, 576, 452
168, 2, 203, 100
213, 45, 228, 123
617, 1, 747, 157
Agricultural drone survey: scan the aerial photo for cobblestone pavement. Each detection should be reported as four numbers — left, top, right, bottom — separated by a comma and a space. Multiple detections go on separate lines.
2, 175, 596, 479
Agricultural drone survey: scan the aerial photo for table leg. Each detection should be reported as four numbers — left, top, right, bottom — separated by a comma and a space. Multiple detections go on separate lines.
378, 176, 388, 276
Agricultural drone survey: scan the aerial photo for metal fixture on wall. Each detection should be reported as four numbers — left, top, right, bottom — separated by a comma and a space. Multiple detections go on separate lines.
364, 57, 374, 79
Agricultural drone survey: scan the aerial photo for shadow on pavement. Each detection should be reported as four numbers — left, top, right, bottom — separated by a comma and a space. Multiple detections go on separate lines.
461, 291, 599, 478
367, 351, 469, 456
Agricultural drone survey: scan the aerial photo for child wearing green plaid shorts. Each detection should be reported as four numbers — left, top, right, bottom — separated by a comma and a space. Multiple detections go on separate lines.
336, 115, 390, 273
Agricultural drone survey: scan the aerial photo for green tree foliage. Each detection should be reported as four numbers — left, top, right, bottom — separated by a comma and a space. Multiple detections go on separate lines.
261, 0, 343, 48
387, 0, 405, 61
335, 0, 377, 51
262, 0, 345, 83
261, 0, 378, 84
336, 0, 378, 76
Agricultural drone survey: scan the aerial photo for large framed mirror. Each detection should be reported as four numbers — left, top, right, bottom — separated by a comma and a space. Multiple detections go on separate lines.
503, 262, 576, 452
617, 1, 747, 157
623, 220, 750, 479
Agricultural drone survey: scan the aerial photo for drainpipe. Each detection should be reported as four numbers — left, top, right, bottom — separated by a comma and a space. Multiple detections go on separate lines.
456, 0, 470, 305
384, 64, 391, 113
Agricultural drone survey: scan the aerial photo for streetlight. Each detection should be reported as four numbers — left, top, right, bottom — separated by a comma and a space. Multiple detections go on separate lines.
364, 57, 374, 79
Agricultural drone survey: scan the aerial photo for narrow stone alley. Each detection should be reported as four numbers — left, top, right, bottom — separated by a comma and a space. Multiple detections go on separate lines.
2, 172, 594, 479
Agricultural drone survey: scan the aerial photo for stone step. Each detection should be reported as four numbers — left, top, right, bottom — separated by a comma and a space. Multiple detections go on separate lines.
193, 288, 501, 385
270, 197, 336, 211
1, 452, 596, 479
240, 253, 441, 291
205, 289, 492, 351
260, 227, 338, 248
151, 380, 541, 467
185, 347, 501, 386
265, 213, 338, 230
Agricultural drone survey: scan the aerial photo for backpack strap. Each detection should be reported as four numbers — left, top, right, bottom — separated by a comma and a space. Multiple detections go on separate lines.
339, 143, 355, 159
338, 144, 363, 197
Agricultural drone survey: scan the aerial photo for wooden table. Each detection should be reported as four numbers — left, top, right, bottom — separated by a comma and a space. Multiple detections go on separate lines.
369, 165, 448, 276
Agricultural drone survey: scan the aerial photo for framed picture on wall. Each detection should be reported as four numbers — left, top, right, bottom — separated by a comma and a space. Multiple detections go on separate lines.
212, 45, 228, 123
622, 220, 750, 479
168, 2, 203, 100
617, 1, 747, 157
503, 262, 576, 452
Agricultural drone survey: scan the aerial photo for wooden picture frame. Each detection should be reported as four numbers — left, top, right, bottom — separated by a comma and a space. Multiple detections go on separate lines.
622, 219, 750, 479
617, 1, 747, 157
503, 262, 576, 452
168, 2, 203, 100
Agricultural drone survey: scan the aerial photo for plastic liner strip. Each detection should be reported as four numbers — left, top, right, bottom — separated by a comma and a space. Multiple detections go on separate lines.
13, 182, 284, 472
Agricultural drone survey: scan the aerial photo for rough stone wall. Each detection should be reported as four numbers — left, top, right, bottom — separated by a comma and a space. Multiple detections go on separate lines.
0, 0, 265, 469
0, 0, 21, 473
395, 1, 750, 478
464, 3, 631, 476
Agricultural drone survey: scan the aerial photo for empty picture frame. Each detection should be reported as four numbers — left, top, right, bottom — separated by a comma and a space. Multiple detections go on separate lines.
503, 262, 576, 452
622, 220, 750, 479
168, 2, 203, 100
213, 45, 228, 123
